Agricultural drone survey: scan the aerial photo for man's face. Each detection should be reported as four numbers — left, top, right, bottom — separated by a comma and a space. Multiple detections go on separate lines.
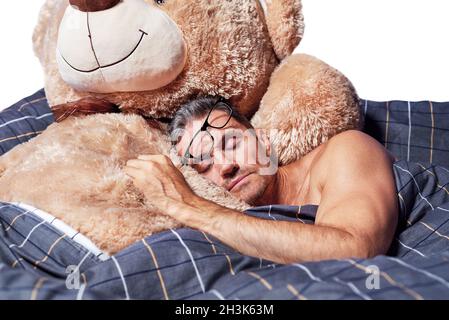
176, 110, 275, 205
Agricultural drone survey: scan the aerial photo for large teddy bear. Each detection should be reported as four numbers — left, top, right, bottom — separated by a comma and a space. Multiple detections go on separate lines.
0, 0, 360, 254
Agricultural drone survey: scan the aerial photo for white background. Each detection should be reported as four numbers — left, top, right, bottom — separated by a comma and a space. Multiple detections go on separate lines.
0, 0, 448, 110
0, 0, 45, 110
295, 0, 449, 102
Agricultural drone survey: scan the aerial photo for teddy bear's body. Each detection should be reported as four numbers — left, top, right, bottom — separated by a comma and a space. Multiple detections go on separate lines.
0, 114, 248, 254
0, 0, 361, 254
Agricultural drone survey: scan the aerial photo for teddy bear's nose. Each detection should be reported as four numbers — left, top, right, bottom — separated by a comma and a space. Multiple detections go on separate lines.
69, 0, 121, 12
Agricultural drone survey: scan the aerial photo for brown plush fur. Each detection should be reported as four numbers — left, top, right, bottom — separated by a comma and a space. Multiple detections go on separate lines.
251, 54, 361, 165
34, 0, 304, 119
0, 114, 249, 254
1, 0, 362, 253
264, 0, 305, 60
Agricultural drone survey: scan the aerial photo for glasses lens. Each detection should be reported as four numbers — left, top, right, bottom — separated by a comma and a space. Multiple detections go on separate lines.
188, 131, 214, 160
207, 103, 232, 129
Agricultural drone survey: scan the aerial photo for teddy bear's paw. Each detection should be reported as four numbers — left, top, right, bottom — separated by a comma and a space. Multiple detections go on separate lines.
52, 97, 120, 123
180, 165, 251, 212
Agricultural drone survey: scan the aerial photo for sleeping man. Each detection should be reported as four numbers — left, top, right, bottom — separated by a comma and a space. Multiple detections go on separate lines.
124, 97, 398, 264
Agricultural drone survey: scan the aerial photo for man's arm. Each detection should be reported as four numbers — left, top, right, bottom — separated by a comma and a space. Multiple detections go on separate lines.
312, 131, 399, 259
165, 196, 370, 264
125, 132, 398, 264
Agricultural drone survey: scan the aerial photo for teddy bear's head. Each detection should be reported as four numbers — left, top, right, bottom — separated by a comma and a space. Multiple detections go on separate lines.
34, 0, 304, 119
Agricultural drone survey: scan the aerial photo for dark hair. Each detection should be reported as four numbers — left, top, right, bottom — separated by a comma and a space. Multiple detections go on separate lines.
168, 96, 253, 145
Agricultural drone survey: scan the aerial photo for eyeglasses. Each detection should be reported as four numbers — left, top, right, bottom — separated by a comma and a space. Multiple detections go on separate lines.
181, 98, 233, 166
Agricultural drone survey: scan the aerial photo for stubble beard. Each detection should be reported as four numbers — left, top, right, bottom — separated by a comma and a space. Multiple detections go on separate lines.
232, 175, 271, 206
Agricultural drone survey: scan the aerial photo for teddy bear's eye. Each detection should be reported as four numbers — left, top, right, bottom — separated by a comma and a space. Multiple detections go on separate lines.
154, 0, 165, 5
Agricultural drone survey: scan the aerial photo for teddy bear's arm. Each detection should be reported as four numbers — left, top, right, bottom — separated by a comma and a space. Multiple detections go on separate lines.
52, 98, 120, 122
251, 54, 361, 166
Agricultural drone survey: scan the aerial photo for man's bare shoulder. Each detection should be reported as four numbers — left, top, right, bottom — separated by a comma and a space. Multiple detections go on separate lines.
311, 130, 395, 181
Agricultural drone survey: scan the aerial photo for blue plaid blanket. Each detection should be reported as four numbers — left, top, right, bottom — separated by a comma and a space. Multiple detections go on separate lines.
0, 90, 449, 300
362, 99, 449, 167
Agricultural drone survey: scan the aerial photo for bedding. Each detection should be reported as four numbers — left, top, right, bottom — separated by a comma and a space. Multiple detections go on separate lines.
362, 99, 449, 168
0, 90, 53, 156
0, 90, 449, 300
1, 160, 449, 300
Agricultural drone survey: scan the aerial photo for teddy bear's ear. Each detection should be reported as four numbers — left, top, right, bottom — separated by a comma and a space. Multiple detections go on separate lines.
33, 0, 67, 70
261, 0, 305, 60
33, 0, 83, 106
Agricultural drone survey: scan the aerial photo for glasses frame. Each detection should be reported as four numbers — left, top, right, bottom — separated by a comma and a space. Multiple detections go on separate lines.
181, 98, 234, 166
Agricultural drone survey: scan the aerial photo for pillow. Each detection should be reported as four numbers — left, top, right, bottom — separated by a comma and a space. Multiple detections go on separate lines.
0, 89, 54, 157
362, 100, 449, 168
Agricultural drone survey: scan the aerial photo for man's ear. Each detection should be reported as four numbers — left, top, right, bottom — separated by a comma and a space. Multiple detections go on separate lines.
259, 0, 305, 60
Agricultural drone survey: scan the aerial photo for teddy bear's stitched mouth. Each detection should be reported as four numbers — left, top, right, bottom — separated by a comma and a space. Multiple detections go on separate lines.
59, 29, 149, 73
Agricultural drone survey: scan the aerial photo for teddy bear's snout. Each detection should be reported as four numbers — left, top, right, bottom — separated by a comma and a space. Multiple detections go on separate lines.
69, 0, 121, 13
57, 0, 188, 94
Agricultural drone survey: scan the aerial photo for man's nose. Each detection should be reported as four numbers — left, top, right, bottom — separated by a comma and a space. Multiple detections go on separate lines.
69, 0, 120, 12
218, 162, 240, 179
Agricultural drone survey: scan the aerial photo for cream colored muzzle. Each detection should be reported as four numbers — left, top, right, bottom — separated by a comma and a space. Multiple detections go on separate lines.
56, 0, 187, 93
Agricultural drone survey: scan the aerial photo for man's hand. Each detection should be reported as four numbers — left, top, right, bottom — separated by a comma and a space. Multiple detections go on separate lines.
124, 155, 197, 215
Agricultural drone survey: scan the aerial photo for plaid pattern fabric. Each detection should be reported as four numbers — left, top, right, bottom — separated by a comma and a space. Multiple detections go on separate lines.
1, 91, 449, 299
0, 89, 53, 157
361, 100, 449, 168
1, 161, 449, 300
0, 203, 108, 300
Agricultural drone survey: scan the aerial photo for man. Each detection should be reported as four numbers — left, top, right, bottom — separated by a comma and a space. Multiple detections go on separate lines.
124, 96, 398, 264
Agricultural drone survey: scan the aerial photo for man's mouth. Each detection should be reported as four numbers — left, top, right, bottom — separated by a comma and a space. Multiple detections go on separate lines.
227, 173, 252, 192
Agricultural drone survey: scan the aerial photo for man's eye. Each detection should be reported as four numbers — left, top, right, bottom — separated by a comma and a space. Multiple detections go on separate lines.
191, 156, 213, 174
196, 161, 212, 174
225, 136, 241, 150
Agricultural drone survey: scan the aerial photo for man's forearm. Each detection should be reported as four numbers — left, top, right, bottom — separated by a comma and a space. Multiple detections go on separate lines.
167, 196, 368, 264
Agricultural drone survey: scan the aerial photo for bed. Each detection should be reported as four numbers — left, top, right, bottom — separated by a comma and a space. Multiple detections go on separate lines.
0, 90, 449, 300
